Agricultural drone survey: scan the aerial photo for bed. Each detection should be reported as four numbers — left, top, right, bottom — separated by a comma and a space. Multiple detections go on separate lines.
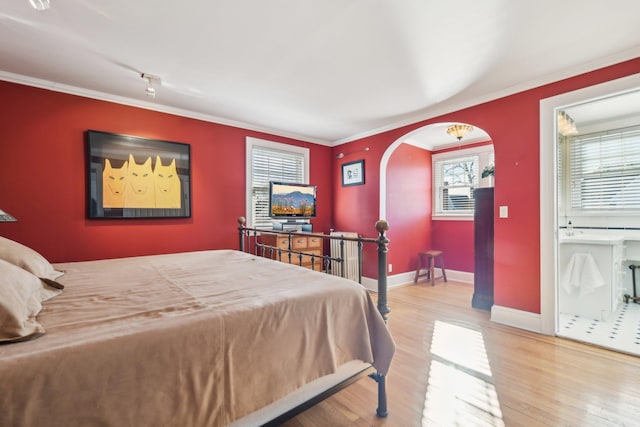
0, 221, 394, 426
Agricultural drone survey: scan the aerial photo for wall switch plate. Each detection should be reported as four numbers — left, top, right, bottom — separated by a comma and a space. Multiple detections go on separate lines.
499, 206, 509, 218
388, 264, 393, 273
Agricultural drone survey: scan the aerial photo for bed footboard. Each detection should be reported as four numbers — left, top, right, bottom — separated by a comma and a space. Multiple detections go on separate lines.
237, 217, 391, 419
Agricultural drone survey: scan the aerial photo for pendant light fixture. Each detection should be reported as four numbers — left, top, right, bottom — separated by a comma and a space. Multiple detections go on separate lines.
558, 111, 578, 136
446, 124, 474, 142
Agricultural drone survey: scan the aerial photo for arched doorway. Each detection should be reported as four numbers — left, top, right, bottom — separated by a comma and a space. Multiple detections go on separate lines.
379, 122, 493, 285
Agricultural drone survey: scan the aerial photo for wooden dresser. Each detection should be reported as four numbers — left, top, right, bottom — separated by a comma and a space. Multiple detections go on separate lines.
259, 233, 324, 271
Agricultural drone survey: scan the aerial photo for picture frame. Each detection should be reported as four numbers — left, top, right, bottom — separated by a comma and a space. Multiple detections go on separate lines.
341, 159, 365, 187
86, 130, 191, 219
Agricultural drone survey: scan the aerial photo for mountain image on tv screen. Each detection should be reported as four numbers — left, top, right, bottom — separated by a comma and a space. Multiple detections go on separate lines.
271, 189, 315, 217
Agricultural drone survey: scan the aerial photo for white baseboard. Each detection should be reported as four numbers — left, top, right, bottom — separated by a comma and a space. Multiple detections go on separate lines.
491, 305, 543, 334
446, 269, 474, 284
360, 277, 377, 291
362, 268, 474, 292
363, 273, 546, 336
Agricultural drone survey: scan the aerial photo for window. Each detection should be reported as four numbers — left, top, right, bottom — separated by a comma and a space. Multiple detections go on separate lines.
245, 137, 309, 228
568, 126, 640, 211
432, 145, 494, 218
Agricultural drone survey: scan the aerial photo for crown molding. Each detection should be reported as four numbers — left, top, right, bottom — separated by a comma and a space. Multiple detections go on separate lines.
3, 44, 639, 149
0, 71, 333, 147
333, 47, 640, 145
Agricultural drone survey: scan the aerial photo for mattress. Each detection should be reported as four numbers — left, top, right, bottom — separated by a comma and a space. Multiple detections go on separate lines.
0, 249, 394, 426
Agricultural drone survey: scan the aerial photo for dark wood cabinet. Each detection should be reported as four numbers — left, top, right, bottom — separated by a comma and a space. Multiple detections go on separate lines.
473, 188, 494, 310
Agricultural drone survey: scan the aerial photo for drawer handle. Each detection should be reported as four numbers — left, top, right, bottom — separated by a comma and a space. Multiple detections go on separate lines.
296, 239, 305, 244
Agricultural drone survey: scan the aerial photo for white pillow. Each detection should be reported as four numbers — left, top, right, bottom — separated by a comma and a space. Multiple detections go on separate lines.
0, 236, 64, 281
39, 280, 63, 302
0, 259, 46, 343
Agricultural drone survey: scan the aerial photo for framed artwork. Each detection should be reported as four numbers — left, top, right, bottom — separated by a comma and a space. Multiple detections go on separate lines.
86, 130, 191, 219
341, 159, 365, 187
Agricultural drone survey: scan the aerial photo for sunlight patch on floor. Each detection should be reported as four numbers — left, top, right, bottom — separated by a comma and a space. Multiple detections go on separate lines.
422, 321, 504, 426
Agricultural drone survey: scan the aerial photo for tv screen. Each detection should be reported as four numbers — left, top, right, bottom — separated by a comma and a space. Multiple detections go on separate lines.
269, 182, 317, 219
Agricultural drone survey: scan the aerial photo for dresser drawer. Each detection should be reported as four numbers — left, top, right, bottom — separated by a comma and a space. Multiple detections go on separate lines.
301, 249, 323, 266
287, 250, 324, 269
307, 236, 323, 249
274, 236, 290, 249
259, 233, 325, 271
291, 236, 309, 250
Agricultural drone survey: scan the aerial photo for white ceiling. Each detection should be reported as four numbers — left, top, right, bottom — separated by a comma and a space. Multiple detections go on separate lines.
564, 89, 640, 134
1, 0, 639, 147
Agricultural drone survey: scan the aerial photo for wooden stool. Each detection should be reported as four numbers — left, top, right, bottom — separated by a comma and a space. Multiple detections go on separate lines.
414, 250, 447, 286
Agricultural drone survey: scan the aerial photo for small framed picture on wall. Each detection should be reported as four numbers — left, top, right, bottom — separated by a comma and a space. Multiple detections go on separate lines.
341, 159, 365, 187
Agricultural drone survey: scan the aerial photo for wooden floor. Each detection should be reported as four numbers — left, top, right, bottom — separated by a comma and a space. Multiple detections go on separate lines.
283, 281, 640, 426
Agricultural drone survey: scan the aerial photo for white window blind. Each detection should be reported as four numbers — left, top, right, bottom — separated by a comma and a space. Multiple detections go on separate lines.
246, 138, 308, 229
434, 156, 478, 214
569, 126, 640, 210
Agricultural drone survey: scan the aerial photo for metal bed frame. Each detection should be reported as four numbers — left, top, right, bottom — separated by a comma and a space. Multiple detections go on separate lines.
237, 217, 391, 423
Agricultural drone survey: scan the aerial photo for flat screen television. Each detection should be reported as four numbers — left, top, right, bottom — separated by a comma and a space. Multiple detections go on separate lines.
269, 181, 317, 219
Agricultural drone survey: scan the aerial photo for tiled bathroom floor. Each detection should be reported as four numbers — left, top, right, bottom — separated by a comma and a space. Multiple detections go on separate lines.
559, 300, 640, 356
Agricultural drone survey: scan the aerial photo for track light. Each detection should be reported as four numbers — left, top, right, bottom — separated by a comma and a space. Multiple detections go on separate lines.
336, 147, 369, 159
141, 73, 161, 99
29, 0, 50, 10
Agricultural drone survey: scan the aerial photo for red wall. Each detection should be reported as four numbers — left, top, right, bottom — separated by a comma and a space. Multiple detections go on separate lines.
385, 143, 432, 276
431, 220, 474, 272
333, 57, 640, 314
0, 81, 332, 262
332, 131, 414, 278
331, 142, 381, 278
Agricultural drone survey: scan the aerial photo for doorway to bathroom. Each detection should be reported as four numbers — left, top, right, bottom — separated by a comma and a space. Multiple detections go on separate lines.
554, 89, 640, 356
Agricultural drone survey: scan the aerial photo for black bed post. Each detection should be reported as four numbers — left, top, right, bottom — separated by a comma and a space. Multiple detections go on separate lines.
375, 220, 390, 322
238, 216, 246, 252
371, 219, 390, 418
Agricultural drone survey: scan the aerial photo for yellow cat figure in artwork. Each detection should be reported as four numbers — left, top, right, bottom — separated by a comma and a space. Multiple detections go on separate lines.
123, 154, 155, 208
102, 159, 128, 208
154, 155, 181, 208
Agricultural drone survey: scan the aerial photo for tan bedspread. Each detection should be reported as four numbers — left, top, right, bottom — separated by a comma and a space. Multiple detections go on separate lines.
0, 250, 394, 427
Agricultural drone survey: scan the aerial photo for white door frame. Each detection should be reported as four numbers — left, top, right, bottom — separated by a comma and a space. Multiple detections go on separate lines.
539, 73, 640, 335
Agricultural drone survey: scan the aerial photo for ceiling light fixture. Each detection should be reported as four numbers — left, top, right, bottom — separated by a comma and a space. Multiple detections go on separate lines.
141, 73, 161, 99
446, 124, 474, 141
558, 111, 578, 136
29, 0, 50, 10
